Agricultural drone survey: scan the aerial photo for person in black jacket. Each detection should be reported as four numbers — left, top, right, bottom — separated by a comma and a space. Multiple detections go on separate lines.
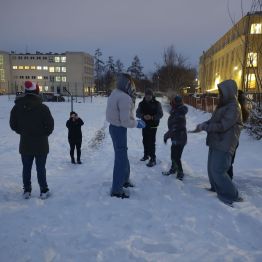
136, 88, 163, 167
227, 90, 249, 180
163, 95, 188, 180
66, 111, 84, 164
10, 81, 54, 199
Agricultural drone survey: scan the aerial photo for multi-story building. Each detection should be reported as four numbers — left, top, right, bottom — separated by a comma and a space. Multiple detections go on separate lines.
0, 51, 94, 96
199, 11, 262, 93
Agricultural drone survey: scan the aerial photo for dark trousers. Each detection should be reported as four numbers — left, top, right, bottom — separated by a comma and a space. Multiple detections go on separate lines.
21, 154, 48, 192
69, 139, 82, 161
171, 144, 185, 173
142, 127, 157, 159
109, 125, 130, 194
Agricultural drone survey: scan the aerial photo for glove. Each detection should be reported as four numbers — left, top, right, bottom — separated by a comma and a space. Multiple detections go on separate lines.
163, 132, 169, 144
137, 119, 146, 128
196, 122, 208, 132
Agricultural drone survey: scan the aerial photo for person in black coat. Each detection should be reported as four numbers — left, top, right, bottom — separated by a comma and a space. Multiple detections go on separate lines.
66, 111, 84, 164
227, 90, 250, 180
10, 81, 54, 199
136, 88, 163, 167
163, 95, 188, 180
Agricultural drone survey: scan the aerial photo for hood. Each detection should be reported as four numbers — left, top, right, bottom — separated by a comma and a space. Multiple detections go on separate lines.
116, 73, 136, 103
15, 93, 42, 112
217, 79, 238, 105
170, 104, 188, 115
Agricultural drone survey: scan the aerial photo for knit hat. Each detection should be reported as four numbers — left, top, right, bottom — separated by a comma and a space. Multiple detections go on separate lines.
145, 88, 153, 96
24, 81, 39, 94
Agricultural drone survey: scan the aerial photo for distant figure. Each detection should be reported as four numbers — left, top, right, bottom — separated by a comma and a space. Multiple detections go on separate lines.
194, 79, 243, 206
227, 90, 250, 179
163, 95, 188, 180
136, 88, 163, 167
66, 111, 84, 164
106, 73, 145, 199
10, 81, 54, 199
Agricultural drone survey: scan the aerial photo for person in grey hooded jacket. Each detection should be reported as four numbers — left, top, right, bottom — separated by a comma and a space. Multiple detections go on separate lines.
193, 79, 243, 206
106, 73, 145, 199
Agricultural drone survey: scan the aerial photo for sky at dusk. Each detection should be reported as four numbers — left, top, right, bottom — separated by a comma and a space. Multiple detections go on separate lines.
0, 0, 253, 74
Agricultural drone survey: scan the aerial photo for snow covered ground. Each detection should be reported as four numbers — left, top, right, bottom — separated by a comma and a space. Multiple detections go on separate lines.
0, 95, 261, 262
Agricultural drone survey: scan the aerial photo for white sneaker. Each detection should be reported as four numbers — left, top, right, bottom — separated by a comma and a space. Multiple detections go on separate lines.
23, 192, 31, 199
40, 191, 50, 200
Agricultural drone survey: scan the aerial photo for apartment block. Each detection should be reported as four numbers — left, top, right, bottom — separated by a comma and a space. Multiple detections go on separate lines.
0, 51, 94, 96
199, 12, 262, 93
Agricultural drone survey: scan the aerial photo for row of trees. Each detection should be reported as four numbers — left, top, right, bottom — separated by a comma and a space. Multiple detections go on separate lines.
93, 46, 197, 95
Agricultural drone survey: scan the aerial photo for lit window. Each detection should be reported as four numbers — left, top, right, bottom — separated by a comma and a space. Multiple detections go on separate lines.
39, 86, 43, 92
44, 86, 49, 91
24, 66, 30, 70
55, 76, 61, 82
0, 69, 5, 81
18, 66, 24, 70
13, 66, 18, 69
251, 23, 262, 34
43, 66, 48, 70
49, 67, 54, 73
61, 67, 66, 72
37, 66, 42, 70
55, 67, 60, 72
55, 57, 60, 62
61, 56, 66, 63
31, 66, 36, 70
62, 76, 67, 82
37, 76, 43, 80
247, 52, 258, 67
246, 74, 256, 89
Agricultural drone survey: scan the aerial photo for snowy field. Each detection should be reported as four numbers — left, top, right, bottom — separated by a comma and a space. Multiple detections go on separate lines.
0, 95, 262, 262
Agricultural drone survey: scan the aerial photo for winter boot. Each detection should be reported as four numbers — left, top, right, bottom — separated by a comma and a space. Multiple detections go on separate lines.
40, 189, 50, 200
71, 157, 76, 164
147, 158, 156, 167
162, 162, 177, 176
111, 191, 129, 199
77, 160, 82, 164
23, 191, 31, 199
140, 155, 149, 161
176, 172, 184, 181
123, 181, 135, 188
162, 167, 177, 176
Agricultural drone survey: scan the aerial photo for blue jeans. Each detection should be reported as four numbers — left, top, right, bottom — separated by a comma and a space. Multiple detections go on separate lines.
109, 125, 130, 194
208, 148, 238, 204
21, 154, 49, 193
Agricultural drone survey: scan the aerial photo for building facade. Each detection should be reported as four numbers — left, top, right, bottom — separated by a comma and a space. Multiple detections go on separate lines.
0, 51, 94, 96
199, 12, 262, 93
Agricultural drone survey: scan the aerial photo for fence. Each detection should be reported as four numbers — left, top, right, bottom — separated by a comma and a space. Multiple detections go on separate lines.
183, 95, 218, 113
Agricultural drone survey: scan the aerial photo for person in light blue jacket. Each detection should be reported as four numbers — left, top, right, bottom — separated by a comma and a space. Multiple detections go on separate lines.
106, 73, 145, 199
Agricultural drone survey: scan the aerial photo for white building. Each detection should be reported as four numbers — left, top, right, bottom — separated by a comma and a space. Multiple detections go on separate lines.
0, 51, 94, 96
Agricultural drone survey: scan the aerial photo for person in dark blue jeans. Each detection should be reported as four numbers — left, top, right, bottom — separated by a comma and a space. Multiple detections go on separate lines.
10, 81, 54, 199
109, 125, 130, 194
21, 155, 48, 195
106, 73, 145, 199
